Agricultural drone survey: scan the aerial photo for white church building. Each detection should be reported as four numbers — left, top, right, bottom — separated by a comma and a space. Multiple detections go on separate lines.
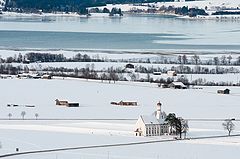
135, 102, 170, 136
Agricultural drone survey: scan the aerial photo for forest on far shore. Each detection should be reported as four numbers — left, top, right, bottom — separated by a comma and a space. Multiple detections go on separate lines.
4, 0, 176, 13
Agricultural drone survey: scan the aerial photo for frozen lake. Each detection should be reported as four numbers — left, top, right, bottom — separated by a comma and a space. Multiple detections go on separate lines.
0, 14, 240, 50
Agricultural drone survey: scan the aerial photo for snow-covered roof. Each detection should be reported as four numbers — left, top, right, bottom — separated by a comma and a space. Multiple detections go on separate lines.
140, 115, 160, 125
171, 82, 186, 87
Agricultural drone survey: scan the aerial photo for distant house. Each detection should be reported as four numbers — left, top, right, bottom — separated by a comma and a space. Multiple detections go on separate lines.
42, 74, 52, 79
167, 71, 177, 76
55, 99, 79, 107
158, 83, 169, 88
22, 60, 30, 64
32, 74, 41, 79
124, 63, 135, 73
125, 63, 135, 69
153, 72, 161, 75
111, 101, 138, 106
135, 102, 169, 136
17, 73, 41, 79
169, 82, 187, 89
217, 89, 230, 94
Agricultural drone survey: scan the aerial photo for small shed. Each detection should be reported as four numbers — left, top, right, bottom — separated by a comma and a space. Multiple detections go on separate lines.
217, 89, 230, 94
153, 72, 161, 75
169, 82, 187, 89
111, 101, 138, 106
55, 99, 79, 107
167, 71, 177, 76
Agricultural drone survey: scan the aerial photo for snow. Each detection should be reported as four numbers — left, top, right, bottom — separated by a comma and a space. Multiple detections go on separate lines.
1, 1, 240, 158
0, 77, 240, 119
155, 0, 240, 9
0, 59, 239, 158
0, 78, 239, 120
94, 0, 240, 13
7, 60, 240, 84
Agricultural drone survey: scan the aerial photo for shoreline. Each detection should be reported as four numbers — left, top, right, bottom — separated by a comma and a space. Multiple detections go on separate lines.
0, 11, 86, 17
1, 47, 240, 55
2, 11, 240, 21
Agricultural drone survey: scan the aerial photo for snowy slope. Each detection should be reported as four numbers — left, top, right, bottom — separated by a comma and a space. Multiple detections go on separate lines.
97, 0, 240, 12
155, 0, 240, 9
0, 78, 240, 159
0, 78, 239, 119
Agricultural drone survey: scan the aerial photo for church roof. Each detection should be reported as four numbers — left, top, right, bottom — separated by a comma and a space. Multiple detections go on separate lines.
140, 115, 160, 125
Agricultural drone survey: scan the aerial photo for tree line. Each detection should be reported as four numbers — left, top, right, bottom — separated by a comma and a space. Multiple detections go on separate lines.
3, 52, 240, 67
109, 54, 240, 66
128, 5, 208, 17
1, 63, 240, 86
3, 0, 174, 14
89, 7, 123, 16
1, 52, 104, 63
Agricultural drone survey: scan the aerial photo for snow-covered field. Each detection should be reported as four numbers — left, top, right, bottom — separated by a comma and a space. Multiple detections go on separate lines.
155, 0, 240, 10
1, 77, 240, 119
2, 47, 240, 84
0, 78, 240, 158
1, 1, 240, 158
8, 61, 240, 83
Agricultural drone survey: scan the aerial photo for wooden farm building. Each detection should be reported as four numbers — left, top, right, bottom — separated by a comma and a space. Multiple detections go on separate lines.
55, 99, 79, 107
111, 101, 138, 106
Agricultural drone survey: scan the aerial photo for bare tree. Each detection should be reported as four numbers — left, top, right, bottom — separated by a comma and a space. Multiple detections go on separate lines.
182, 55, 188, 64
100, 73, 108, 82
222, 119, 235, 136
21, 111, 26, 120
221, 55, 227, 65
213, 57, 220, 66
191, 55, 200, 65
35, 113, 39, 120
177, 55, 182, 64
237, 56, 240, 65
8, 113, 12, 120
147, 73, 151, 82
130, 73, 137, 81
227, 55, 232, 65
